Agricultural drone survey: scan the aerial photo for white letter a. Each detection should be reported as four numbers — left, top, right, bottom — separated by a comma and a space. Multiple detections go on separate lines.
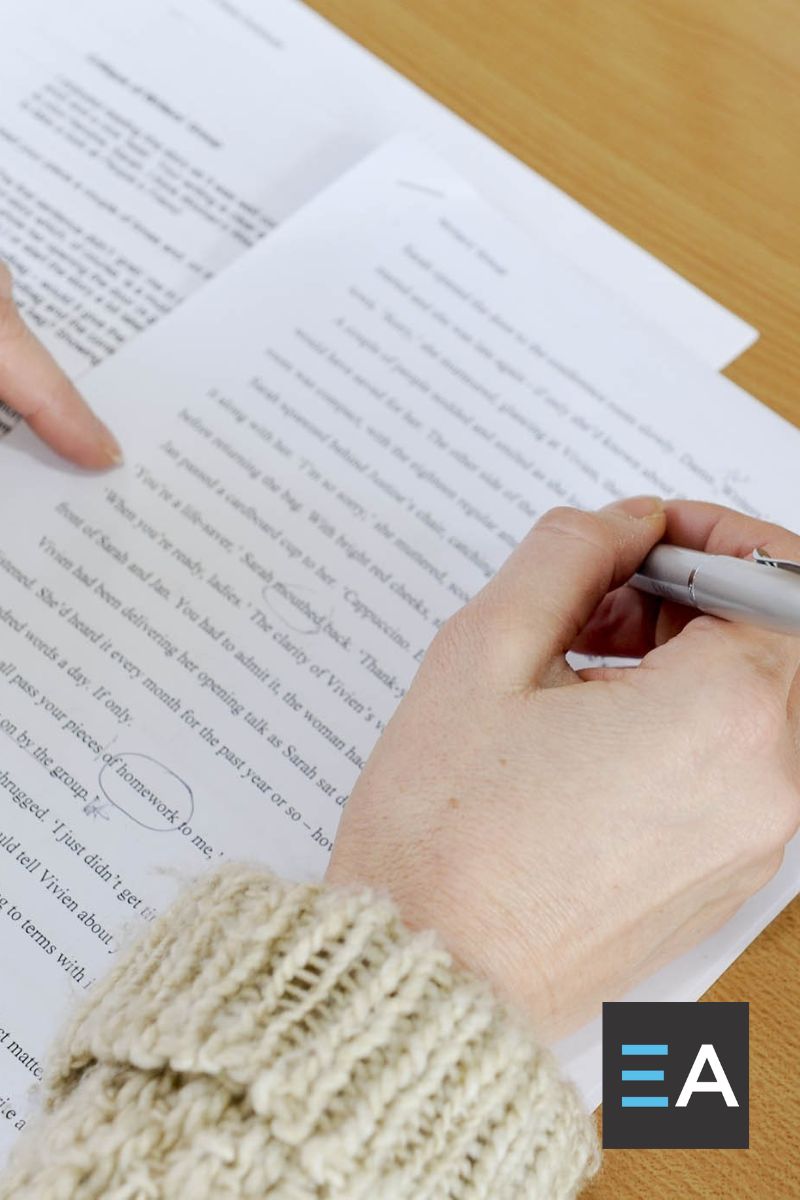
675, 1044, 739, 1108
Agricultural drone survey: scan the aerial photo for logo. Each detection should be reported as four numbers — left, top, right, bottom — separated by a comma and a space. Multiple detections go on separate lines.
602, 1002, 749, 1148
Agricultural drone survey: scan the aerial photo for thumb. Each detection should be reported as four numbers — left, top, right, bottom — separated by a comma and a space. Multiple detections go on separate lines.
474, 497, 666, 687
0, 262, 122, 469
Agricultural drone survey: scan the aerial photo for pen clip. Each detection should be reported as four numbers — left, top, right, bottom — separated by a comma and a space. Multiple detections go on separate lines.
752, 548, 800, 576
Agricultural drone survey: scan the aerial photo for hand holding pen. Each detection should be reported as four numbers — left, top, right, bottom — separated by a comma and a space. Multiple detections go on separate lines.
631, 544, 800, 634
573, 499, 800, 655
332, 497, 800, 1040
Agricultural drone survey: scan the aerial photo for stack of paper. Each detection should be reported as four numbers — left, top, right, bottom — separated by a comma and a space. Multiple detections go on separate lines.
0, 0, 794, 1159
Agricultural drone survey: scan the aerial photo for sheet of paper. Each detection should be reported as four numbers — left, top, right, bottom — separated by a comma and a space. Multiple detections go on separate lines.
0, 0, 346, 387
0, 139, 793, 1157
0, 0, 755, 402
188, 0, 757, 367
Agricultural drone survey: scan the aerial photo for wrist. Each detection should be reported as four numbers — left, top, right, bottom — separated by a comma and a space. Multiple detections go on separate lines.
36, 866, 598, 1199
326, 841, 561, 1042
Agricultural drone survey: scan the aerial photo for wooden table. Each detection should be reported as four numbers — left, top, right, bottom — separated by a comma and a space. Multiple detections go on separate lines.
309, 3, 799, 1194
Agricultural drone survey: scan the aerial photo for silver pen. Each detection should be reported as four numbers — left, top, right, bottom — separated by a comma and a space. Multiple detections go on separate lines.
630, 546, 800, 635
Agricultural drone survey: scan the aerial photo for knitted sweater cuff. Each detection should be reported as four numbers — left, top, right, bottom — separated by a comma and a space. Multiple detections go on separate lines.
45, 865, 599, 1197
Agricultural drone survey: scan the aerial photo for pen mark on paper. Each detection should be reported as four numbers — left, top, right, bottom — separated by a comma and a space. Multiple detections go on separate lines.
396, 179, 446, 198
98, 752, 194, 832
262, 580, 332, 636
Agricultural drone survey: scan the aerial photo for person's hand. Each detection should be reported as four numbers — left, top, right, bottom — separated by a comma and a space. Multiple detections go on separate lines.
327, 497, 800, 1041
0, 262, 121, 467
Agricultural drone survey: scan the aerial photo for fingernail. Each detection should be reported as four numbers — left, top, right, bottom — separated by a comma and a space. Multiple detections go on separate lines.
96, 417, 124, 467
603, 495, 663, 520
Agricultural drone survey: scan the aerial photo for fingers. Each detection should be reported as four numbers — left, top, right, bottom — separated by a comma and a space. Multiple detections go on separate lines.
472, 496, 666, 685
654, 499, 800, 646
662, 499, 800, 560
571, 585, 659, 658
0, 263, 122, 469
574, 500, 800, 659
637, 618, 800, 809
645, 606, 800, 697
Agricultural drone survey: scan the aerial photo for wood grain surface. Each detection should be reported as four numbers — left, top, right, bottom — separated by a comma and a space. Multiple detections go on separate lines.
307, 3, 799, 1195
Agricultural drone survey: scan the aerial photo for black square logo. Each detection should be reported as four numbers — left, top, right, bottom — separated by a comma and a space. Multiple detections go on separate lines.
602, 1002, 749, 1149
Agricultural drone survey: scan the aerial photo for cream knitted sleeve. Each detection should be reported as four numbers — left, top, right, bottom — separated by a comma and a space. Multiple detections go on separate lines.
0, 865, 599, 1199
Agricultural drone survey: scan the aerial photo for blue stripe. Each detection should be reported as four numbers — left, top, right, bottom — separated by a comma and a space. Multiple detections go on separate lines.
621, 1070, 664, 1081
621, 1044, 668, 1055
621, 1096, 669, 1108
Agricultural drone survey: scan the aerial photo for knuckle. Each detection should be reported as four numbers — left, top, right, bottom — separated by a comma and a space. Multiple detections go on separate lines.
425, 598, 511, 689
424, 608, 475, 675
759, 848, 787, 886
535, 505, 612, 559
685, 616, 744, 663
688, 613, 727, 640
737, 783, 800, 863
765, 785, 800, 850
